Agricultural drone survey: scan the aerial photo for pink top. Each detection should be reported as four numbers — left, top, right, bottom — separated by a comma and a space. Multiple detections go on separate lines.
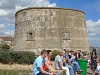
46, 56, 51, 66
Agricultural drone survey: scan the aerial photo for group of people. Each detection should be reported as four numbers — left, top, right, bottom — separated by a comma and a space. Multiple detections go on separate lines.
33, 49, 85, 75
55, 50, 83, 75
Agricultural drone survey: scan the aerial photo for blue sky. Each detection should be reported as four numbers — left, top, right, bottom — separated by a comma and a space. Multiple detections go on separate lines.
0, 0, 100, 47
50, 0, 100, 21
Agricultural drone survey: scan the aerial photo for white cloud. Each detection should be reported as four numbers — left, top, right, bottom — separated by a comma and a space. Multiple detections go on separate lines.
0, 9, 9, 16
0, 23, 14, 36
5, 30, 14, 36
15, 0, 57, 11
86, 19, 100, 47
15, 5, 27, 11
86, 19, 100, 37
89, 37, 100, 47
31, 0, 57, 7
0, 24, 5, 29
0, 0, 22, 10
0, 0, 57, 36
48, 3, 56, 7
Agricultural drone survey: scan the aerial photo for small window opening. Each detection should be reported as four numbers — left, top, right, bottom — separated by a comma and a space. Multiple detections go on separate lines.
63, 32, 70, 40
29, 33, 32, 39
27, 31, 35, 41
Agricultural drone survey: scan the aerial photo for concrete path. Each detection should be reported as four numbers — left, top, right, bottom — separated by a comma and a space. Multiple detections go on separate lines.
87, 68, 93, 75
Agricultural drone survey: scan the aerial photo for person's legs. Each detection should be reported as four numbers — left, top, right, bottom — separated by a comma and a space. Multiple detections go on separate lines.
37, 72, 49, 75
67, 65, 75, 75
72, 62, 81, 71
91, 60, 97, 74
91, 62, 95, 72
94, 60, 97, 70
70, 58, 75, 62
62, 66, 70, 75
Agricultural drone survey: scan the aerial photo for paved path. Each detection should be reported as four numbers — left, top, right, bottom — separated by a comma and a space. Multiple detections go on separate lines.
87, 68, 93, 75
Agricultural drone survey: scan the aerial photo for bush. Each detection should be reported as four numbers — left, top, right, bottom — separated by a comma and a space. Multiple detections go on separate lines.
0, 51, 36, 64
0, 44, 10, 51
51, 50, 59, 61
0, 51, 12, 64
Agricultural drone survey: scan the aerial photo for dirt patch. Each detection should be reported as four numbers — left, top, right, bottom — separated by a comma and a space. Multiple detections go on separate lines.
0, 63, 33, 70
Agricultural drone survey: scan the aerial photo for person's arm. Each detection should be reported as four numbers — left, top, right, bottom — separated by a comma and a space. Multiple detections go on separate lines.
49, 66, 57, 72
45, 62, 53, 73
65, 57, 71, 63
58, 62, 63, 69
58, 62, 66, 72
45, 58, 53, 73
40, 66, 53, 75
57, 56, 63, 69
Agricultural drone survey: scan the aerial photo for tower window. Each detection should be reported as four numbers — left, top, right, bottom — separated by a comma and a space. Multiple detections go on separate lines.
29, 33, 32, 39
63, 32, 70, 40
65, 33, 69, 39
27, 31, 35, 41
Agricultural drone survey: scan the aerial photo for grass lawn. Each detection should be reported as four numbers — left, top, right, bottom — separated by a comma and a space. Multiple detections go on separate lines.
0, 70, 33, 75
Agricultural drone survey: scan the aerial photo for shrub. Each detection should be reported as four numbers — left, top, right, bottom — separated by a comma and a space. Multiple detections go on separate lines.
51, 50, 59, 61
0, 51, 12, 64
0, 51, 36, 64
0, 44, 10, 51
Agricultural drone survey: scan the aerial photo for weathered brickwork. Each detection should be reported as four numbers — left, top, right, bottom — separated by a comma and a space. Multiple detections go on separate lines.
14, 7, 89, 53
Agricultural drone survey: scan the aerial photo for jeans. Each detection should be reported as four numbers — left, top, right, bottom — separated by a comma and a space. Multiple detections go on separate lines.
72, 62, 81, 71
70, 58, 75, 62
66, 65, 75, 75
70, 58, 81, 71
37, 72, 48, 75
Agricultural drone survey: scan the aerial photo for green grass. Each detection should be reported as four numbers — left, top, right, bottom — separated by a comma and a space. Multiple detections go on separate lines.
0, 70, 33, 75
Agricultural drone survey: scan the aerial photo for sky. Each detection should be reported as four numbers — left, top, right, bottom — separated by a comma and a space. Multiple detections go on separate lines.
0, 0, 100, 47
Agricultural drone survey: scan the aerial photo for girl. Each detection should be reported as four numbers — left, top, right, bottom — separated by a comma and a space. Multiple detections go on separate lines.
91, 51, 97, 73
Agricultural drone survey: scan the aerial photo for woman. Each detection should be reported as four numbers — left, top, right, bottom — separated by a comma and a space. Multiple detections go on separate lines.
91, 51, 97, 73
44, 50, 58, 74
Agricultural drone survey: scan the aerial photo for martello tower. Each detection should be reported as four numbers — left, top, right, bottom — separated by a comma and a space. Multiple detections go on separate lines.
14, 7, 89, 53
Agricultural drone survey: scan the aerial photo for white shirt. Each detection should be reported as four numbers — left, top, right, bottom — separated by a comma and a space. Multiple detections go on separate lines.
72, 55, 75, 59
95, 66, 100, 75
55, 55, 62, 69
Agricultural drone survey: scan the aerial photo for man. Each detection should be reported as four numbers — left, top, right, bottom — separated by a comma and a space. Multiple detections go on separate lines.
33, 49, 53, 75
74, 50, 81, 60
64, 50, 75, 75
70, 50, 83, 73
55, 50, 70, 75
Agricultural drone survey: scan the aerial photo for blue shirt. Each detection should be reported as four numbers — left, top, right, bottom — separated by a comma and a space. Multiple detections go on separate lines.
64, 54, 69, 58
64, 54, 69, 63
33, 56, 45, 75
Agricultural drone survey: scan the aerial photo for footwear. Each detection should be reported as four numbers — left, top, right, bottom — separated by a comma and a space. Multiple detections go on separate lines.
77, 71, 80, 74
78, 69, 84, 72
77, 70, 83, 74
